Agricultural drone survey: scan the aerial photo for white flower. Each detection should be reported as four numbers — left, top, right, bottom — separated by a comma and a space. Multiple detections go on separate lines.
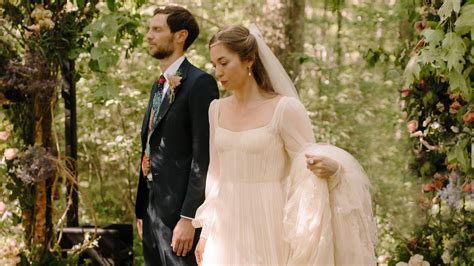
65, 1, 78, 12
408, 254, 430, 266
397, 254, 430, 266
430, 204, 439, 216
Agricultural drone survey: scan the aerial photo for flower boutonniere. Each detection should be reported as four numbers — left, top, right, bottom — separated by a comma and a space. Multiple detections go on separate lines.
167, 69, 182, 104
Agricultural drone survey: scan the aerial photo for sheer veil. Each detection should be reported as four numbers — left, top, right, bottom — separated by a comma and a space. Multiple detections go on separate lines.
248, 24, 299, 99
249, 23, 378, 265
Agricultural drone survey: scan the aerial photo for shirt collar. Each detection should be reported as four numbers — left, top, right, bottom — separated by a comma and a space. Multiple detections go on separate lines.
163, 56, 185, 81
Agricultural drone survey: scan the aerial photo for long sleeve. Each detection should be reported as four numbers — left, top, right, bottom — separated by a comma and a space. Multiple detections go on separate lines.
280, 97, 334, 265
280, 97, 376, 265
192, 99, 220, 238
279, 97, 316, 160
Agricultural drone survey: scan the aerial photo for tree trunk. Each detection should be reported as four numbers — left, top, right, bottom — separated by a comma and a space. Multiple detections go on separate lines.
282, 0, 305, 83
260, 0, 306, 90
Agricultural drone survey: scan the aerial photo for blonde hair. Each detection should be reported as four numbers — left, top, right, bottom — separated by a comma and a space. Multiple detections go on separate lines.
209, 25, 276, 94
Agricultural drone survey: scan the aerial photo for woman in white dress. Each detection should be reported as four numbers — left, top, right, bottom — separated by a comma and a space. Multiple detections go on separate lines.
192, 25, 377, 265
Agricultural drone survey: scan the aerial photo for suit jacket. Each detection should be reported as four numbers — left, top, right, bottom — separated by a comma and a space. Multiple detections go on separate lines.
135, 59, 219, 226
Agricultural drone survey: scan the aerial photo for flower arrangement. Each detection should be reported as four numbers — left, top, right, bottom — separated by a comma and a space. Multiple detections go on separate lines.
390, 0, 473, 264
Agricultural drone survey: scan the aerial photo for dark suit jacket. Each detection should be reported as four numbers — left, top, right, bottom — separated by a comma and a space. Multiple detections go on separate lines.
135, 59, 219, 226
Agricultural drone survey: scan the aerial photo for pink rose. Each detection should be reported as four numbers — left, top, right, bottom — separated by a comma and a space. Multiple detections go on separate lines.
422, 183, 434, 193
4, 148, 18, 160
401, 88, 410, 97
463, 112, 474, 124
0, 201, 6, 215
0, 131, 9, 141
462, 183, 472, 193
449, 101, 462, 114
407, 120, 419, 133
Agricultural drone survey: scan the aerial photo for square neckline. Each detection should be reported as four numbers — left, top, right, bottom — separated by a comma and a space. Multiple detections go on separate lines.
216, 96, 286, 133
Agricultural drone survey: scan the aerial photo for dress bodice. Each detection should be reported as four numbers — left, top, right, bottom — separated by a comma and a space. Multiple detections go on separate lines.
213, 98, 288, 183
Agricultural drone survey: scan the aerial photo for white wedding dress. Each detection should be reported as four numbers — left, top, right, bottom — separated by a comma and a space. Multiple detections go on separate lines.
193, 96, 377, 265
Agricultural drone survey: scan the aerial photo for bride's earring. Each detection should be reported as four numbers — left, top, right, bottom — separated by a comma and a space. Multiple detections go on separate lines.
248, 66, 252, 76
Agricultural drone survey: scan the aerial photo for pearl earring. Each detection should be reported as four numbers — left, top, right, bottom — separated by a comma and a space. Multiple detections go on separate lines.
248, 66, 252, 76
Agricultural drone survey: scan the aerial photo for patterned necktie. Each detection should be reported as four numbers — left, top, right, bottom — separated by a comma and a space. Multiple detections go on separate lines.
142, 75, 166, 179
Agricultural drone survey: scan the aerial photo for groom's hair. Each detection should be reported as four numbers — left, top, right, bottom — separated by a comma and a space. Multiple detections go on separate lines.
154, 6, 199, 51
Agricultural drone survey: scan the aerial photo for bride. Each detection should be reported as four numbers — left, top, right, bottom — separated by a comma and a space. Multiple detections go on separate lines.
192, 24, 377, 265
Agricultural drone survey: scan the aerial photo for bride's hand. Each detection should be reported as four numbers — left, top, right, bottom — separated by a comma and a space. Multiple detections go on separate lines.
195, 237, 206, 265
305, 154, 339, 179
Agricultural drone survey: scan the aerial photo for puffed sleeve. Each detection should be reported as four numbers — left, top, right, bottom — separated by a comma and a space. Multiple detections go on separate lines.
279, 97, 334, 264
280, 97, 376, 265
279, 97, 316, 160
192, 99, 220, 239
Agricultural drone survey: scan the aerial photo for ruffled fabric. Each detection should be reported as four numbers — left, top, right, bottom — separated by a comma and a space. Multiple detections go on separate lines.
284, 143, 377, 265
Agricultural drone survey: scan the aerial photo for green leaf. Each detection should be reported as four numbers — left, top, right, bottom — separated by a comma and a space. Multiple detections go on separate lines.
448, 69, 468, 97
455, 145, 469, 172
422, 29, 444, 46
107, 0, 116, 11
403, 55, 421, 86
98, 53, 119, 70
102, 15, 120, 38
419, 46, 439, 65
455, 4, 474, 35
90, 47, 104, 60
67, 47, 86, 60
438, 0, 462, 21
77, 0, 86, 9
442, 32, 466, 72
88, 59, 101, 72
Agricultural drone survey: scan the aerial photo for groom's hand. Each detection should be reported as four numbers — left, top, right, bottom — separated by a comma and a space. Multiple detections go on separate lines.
172, 217, 195, 257
136, 219, 143, 240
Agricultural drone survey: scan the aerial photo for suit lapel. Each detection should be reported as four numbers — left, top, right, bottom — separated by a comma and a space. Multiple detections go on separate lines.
141, 83, 156, 145
150, 59, 191, 135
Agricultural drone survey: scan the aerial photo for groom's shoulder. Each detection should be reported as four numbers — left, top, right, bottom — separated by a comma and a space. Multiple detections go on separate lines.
186, 63, 213, 80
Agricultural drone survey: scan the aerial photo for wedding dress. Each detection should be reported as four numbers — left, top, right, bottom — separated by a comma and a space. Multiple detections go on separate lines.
193, 24, 377, 265
193, 96, 331, 265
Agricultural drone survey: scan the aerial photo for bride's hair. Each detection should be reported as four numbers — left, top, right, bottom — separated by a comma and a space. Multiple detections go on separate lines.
209, 25, 276, 95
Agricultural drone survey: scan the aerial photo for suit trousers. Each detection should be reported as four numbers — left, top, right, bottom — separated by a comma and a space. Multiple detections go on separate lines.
142, 180, 199, 266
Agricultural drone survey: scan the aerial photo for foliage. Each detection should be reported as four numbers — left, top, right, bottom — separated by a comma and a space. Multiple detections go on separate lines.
390, 0, 474, 264
0, 0, 144, 264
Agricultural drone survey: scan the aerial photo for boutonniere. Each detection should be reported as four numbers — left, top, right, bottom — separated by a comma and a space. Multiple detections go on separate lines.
167, 69, 182, 104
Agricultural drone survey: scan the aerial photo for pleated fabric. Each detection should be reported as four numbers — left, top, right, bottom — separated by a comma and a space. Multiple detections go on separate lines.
193, 96, 376, 265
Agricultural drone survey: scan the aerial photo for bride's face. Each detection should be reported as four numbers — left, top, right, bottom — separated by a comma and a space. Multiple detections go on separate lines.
210, 43, 251, 91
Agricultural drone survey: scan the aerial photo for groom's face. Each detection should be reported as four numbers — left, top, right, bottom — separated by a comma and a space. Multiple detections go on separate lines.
146, 14, 175, 59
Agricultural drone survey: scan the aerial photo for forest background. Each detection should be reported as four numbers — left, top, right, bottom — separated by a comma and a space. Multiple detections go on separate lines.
0, 0, 472, 265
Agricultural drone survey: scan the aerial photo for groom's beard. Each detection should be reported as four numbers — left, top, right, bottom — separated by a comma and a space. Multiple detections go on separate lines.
149, 37, 175, 60
150, 45, 174, 60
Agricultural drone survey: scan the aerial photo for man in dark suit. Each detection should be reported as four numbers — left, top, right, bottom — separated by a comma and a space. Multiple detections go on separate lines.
135, 6, 219, 265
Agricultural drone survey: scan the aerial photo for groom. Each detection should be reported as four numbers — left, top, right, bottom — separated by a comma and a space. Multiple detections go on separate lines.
135, 6, 219, 265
